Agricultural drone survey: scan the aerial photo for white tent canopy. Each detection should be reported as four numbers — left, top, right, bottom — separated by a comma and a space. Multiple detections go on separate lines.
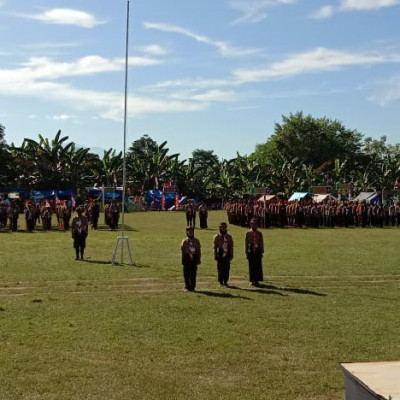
353, 192, 380, 203
313, 194, 337, 203
258, 194, 277, 202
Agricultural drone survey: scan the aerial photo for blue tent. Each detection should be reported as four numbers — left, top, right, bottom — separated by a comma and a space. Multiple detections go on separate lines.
288, 192, 310, 201
353, 192, 381, 204
31, 189, 75, 199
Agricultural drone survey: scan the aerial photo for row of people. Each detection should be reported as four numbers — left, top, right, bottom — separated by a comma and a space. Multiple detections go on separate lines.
0, 199, 117, 232
226, 199, 400, 228
180, 219, 264, 292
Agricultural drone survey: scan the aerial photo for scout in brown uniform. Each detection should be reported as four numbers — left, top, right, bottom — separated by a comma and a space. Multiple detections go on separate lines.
25, 202, 35, 232
180, 226, 201, 291
245, 218, 264, 287
185, 200, 196, 227
71, 206, 89, 260
213, 222, 234, 287
198, 202, 208, 229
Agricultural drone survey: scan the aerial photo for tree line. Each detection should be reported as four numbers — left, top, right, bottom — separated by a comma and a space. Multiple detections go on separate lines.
1, 111, 400, 201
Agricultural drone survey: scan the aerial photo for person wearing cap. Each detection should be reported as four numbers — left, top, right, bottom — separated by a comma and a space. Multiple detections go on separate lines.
71, 206, 89, 260
213, 222, 234, 287
245, 218, 264, 287
180, 226, 201, 291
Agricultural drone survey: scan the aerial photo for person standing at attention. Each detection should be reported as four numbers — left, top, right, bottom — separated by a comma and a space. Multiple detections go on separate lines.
181, 226, 201, 292
245, 218, 264, 287
71, 206, 89, 260
213, 222, 234, 287
198, 202, 208, 229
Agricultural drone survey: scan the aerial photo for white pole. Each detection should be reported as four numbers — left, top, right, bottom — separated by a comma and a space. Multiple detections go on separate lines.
112, 0, 133, 265
121, 0, 129, 239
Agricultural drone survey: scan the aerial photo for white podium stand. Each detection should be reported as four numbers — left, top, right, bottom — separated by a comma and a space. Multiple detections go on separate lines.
341, 361, 400, 400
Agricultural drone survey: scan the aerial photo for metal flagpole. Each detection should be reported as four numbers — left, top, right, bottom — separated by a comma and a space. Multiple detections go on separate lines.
112, 0, 133, 265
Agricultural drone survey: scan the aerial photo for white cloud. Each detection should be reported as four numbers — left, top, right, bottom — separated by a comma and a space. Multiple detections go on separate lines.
233, 47, 400, 82
229, 0, 296, 25
0, 55, 206, 122
368, 75, 400, 105
169, 89, 237, 102
144, 22, 262, 57
1, 44, 399, 123
137, 44, 168, 56
46, 114, 71, 121
312, 0, 399, 19
341, 0, 399, 11
21, 42, 81, 51
143, 46, 400, 100
310, 5, 336, 19
16, 8, 104, 28
18, 55, 160, 81
190, 90, 237, 102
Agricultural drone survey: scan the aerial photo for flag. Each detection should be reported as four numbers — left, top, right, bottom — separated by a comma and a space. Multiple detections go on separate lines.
71, 194, 76, 209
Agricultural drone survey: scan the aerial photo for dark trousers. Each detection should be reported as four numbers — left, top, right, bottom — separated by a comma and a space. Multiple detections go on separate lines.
183, 262, 198, 291
217, 258, 230, 285
26, 218, 35, 232
73, 233, 86, 259
248, 254, 263, 283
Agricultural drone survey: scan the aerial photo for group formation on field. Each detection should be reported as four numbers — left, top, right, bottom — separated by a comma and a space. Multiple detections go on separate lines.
0, 198, 122, 232
226, 199, 400, 229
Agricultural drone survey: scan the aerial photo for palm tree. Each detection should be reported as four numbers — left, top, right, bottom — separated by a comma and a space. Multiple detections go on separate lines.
127, 137, 179, 193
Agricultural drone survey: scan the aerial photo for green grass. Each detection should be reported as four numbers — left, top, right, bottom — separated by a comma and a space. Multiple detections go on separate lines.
1, 211, 400, 399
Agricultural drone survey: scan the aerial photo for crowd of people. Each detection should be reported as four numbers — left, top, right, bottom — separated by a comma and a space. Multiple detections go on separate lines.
225, 198, 400, 229
10, 194, 396, 292
0, 198, 121, 233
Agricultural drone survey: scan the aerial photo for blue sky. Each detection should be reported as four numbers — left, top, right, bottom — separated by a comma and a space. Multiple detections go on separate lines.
1, 0, 400, 161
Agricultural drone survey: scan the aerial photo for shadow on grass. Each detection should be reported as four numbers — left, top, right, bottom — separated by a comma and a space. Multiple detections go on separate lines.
80, 259, 113, 265
95, 224, 138, 232
228, 285, 287, 297
81, 259, 150, 268
195, 290, 252, 300
258, 283, 326, 297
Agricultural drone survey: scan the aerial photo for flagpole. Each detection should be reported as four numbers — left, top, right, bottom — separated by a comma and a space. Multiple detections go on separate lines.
112, 0, 133, 265
121, 0, 129, 240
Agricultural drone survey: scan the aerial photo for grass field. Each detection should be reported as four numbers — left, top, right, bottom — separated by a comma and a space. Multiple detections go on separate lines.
1, 210, 400, 400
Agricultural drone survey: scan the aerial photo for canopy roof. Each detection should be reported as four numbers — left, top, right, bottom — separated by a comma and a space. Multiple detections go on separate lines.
313, 194, 337, 203
353, 192, 380, 203
258, 194, 277, 202
288, 192, 310, 201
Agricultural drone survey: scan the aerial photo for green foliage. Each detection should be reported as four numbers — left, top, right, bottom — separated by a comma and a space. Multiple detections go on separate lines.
127, 135, 179, 193
0, 124, 13, 186
3, 112, 400, 198
1, 211, 400, 399
273, 112, 363, 169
